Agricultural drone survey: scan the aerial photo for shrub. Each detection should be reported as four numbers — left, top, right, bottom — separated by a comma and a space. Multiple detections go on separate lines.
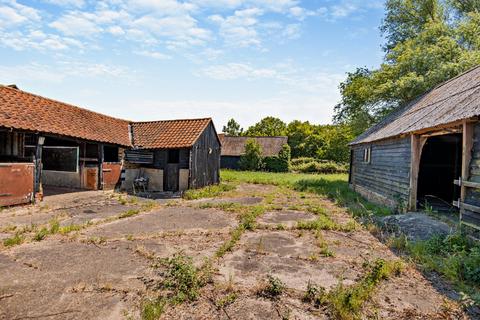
259, 275, 285, 298
264, 144, 291, 172
239, 139, 263, 171
160, 253, 202, 304
291, 159, 348, 174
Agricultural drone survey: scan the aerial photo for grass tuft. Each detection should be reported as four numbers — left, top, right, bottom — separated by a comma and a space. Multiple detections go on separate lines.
326, 258, 403, 320
258, 275, 285, 299
141, 297, 167, 320
183, 183, 235, 200
3, 233, 24, 247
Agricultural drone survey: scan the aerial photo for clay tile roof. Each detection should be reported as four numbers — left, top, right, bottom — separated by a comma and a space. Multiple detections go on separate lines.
0, 85, 131, 146
218, 134, 288, 156
351, 65, 480, 145
131, 118, 213, 149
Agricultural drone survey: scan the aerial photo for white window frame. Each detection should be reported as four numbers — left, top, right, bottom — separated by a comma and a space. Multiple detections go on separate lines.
363, 146, 371, 164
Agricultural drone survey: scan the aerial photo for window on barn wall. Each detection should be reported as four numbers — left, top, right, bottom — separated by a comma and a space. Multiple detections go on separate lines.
168, 149, 180, 164
103, 145, 119, 162
363, 147, 371, 164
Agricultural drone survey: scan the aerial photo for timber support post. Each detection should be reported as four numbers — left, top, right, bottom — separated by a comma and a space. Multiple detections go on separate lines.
409, 134, 426, 211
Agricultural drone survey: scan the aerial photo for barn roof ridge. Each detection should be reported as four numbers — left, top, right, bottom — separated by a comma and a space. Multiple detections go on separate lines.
351, 64, 480, 145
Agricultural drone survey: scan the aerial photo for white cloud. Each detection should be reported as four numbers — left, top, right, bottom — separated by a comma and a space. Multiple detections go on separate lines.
43, 0, 85, 8
281, 23, 301, 39
0, 1, 40, 28
201, 62, 277, 80
135, 50, 172, 60
209, 8, 263, 47
200, 61, 345, 94
0, 29, 83, 51
50, 12, 101, 36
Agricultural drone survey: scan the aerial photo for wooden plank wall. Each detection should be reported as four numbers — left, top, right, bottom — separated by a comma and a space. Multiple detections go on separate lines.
351, 136, 411, 208
153, 149, 189, 169
463, 123, 480, 227
190, 123, 221, 188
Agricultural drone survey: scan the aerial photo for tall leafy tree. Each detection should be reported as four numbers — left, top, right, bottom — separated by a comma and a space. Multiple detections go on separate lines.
222, 118, 243, 136
334, 0, 480, 135
245, 117, 287, 137
381, 0, 444, 52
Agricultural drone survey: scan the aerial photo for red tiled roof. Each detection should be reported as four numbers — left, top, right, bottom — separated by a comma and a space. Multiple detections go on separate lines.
132, 118, 213, 149
0, 85, 131, 146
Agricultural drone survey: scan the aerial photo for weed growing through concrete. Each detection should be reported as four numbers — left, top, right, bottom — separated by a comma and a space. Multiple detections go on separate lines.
326, 258, 403, 320
315, 231, 335, 257
216, 292, 237, 308
119, 209, 140, 219
303, 280, 326, 308
141, 297, 167, 320
159, 252, 205, 304
258, 275, 285, 299
216, 205, 266, 257
183, 183, 235, 200
3, 233, 24, 247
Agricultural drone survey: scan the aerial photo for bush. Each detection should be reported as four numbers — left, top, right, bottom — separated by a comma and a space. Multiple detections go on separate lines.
264, 156, 288, 172
291, 157, 316, 166
291, 158, 348, 174
239, 139, 263, 171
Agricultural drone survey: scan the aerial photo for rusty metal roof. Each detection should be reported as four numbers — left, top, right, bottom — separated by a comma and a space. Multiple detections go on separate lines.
218, 134, 288, 156
131, 118, 213, 149
351, 65, 480, 145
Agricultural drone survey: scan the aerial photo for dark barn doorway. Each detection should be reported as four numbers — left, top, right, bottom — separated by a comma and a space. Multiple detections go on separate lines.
417, 133, 462, 212
165, 149, 180, 192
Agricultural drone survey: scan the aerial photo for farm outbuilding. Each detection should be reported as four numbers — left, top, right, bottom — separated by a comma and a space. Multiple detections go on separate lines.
123, 118, 221, 192
0, 85, 221, 206
218, 134, 288, 169
349, 65, 480, 231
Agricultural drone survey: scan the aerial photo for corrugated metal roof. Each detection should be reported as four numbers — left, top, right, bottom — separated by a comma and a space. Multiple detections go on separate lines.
351, 65, 480, 145
218, 134, 288, 156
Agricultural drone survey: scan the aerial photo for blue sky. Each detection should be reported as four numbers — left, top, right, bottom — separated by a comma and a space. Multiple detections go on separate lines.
0, 0, 386, 129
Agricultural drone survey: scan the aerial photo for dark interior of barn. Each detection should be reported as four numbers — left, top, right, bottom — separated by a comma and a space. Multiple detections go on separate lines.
417, 133, 462, 213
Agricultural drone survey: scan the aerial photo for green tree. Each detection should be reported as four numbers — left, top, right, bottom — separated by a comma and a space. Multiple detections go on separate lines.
334, 0, 480, 134
245, 117, 287, 137
317, 125, 354, 163
222, 118, 243, 136
286, 120, 315, 158
381, 0, 445, 52
239, 139, 263, 171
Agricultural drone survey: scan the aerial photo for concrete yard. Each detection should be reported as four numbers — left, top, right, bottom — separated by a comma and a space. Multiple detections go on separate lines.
0, 184, 469, 319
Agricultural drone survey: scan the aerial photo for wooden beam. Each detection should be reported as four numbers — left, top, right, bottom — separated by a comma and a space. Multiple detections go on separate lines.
461, 120, 474, 201
409, 134, 426, 211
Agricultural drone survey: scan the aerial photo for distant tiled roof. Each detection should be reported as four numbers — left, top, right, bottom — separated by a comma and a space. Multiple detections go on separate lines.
0, 85, 131, 146
352, 65, 480, 145
218, 134, 288, 156
132, 118, 213, 149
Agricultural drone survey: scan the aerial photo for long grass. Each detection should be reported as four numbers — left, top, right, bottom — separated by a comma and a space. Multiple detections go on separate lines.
221, 170, 391, 218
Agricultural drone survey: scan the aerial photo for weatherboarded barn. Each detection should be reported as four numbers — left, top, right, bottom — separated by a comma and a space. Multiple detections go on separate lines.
0, 85, 221, 206
218, 135, 288, 169
349, 66, 480, 231
124, 119, 221, 192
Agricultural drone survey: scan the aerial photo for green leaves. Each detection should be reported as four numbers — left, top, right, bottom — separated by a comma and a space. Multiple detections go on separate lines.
335, 0, 480, 136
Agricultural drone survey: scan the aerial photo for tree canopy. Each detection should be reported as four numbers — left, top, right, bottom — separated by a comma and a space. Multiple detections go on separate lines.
334, 0, 480, 135
222, 118, 243, 136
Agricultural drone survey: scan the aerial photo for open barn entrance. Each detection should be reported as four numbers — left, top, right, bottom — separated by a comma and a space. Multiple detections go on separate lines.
417, 133, 462, 213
